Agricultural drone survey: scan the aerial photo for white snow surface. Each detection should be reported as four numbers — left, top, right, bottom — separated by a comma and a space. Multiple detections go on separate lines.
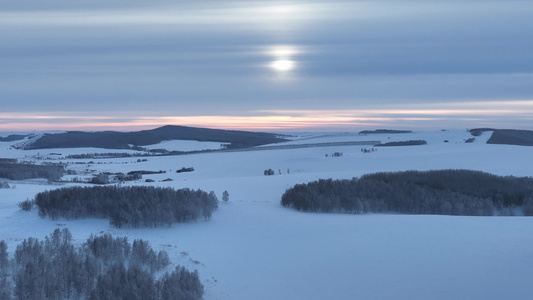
1, 129, 533, 299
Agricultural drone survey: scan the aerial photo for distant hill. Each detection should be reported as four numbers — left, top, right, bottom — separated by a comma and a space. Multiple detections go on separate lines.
23, 125, 288, 150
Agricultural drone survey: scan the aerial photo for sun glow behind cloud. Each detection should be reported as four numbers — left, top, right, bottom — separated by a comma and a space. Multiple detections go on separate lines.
2, 100, 532, 132
1, 2, 532, 133
270, 59, 295, 72
265, 45, 302, 77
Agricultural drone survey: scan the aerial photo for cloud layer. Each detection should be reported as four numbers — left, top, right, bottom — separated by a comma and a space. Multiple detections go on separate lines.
1, 0, 532, 131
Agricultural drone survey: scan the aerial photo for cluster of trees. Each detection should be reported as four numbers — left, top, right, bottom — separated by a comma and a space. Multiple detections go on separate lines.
35, 186, 219, 228
264, 169, 275, 176
128, 170, 165, 176
281, 169, 533, 216
176, 167, 195, 173
469, 128, 493, 136
359, 129, 412, 134
18, 199, 34, 211
0, 162, 65, 182
0, 228, 203, 300
90, 173, 111, 184
66, 152, 151, 159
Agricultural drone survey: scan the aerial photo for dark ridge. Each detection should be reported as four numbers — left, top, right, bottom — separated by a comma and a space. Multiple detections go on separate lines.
359, 129, 412, 135
23, 125, 288, 150
0, 134, 28, 142
486, 129, 533, 146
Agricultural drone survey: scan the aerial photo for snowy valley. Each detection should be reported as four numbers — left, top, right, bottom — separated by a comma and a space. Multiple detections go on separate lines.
1, 129, 533, 299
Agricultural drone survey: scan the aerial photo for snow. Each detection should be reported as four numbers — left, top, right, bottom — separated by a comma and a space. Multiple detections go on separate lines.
1, 129, 533, 299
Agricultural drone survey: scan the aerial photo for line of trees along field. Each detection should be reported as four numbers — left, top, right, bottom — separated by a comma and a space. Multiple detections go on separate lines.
281, 169, 533, 216
0, 162, 65, 182
0, 228, 203, 300
35, 186, 219, 228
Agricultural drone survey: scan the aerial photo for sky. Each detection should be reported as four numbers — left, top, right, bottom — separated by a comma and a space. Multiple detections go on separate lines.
1, 0, 532, 132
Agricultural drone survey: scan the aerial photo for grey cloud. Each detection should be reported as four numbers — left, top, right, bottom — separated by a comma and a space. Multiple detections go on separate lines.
1, 0, 532, 129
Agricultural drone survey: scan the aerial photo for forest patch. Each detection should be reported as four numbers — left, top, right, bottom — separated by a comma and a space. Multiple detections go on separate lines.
281, 169, 533, 216
34, 186, 219, 228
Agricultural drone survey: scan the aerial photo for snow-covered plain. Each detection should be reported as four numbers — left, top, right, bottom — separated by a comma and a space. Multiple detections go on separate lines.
1, 130, 533, 299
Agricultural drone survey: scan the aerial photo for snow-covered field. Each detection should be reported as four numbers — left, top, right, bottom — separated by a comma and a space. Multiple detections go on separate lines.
1, 130, 533, 299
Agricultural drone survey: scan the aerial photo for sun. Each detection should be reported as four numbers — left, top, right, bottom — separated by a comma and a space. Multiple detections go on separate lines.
270, 59, 295, 72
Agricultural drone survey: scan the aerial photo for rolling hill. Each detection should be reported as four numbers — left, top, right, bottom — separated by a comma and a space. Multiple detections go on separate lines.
21, 125, 288, 150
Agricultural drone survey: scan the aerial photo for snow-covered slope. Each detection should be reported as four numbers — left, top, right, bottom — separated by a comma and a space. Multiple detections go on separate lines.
1, 129, 532, 299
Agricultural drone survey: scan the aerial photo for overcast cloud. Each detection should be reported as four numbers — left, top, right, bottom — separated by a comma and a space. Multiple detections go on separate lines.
1, 0, 532, 131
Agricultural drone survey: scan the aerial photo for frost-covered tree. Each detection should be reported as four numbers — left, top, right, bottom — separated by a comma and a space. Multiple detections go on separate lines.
3, 229, 203, 299
158, 266, 203, 300
222, 190, 229, 203
0, 241, 7, 271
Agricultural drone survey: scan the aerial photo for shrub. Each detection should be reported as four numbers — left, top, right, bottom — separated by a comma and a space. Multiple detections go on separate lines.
18, 199, 34, 211
222, 190, 229, 203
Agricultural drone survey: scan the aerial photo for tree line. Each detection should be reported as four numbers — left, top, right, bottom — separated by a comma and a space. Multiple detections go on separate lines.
35, 186, 219, 228
0, 228, 203, 300
0, 162, 65, 182
376, 140, 427, 147
281, 169, 533, 216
